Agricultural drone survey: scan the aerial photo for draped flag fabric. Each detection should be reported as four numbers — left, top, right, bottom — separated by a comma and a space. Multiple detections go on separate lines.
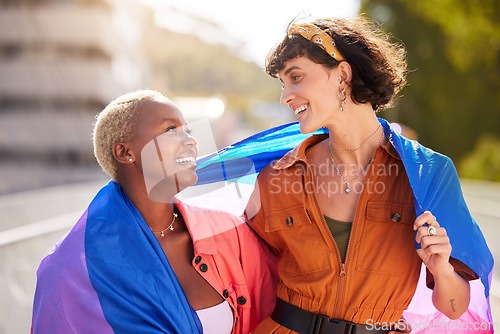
32, 181, 202, 334
32, 119, 494, 333
181, 119, 494, 333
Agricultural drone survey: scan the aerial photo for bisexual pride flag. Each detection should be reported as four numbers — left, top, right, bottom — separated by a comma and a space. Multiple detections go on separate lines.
33, 119, 493, 333
32, 181, 203, 333
181, 118, 494, 333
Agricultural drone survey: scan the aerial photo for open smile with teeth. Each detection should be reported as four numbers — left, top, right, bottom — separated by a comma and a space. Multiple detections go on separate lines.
175, 156, 196, 164
294, 105, 308, 115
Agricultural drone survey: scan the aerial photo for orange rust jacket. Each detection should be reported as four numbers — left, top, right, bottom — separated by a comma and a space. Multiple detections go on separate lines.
245, 134, 475, 333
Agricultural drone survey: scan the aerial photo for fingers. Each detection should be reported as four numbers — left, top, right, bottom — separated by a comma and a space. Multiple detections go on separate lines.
414, 211, 444, 244
414, 211, 453, 275
415, 224, 446, 244
413, 210, 440, 231
420, 235, 451, 253
416, 241, 451, 258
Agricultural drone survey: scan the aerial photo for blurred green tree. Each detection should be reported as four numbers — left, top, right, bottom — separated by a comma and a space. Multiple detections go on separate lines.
398, 0, 500, 72
459, 134, 500, 181
361, 0, 500, 179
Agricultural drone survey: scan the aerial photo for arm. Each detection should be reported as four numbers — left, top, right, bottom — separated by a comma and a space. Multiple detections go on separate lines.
239, 174, 280, 330
414, 211, 470, 319
236, 221, 280, 332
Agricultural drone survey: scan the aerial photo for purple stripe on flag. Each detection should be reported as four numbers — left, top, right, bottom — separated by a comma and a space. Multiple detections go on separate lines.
32, 210, 113, 333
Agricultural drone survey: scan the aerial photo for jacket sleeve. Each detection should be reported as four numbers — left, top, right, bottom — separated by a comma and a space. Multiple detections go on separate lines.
425, 257, 479, 289
234, 215, 279, 333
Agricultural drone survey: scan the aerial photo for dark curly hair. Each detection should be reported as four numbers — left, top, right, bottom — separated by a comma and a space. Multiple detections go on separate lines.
265, 16, 407, 111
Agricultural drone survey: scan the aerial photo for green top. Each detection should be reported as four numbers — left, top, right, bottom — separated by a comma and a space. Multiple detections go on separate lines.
323, 215, 353, 263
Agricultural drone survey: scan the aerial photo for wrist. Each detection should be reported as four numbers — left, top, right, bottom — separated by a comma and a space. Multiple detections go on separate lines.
431, 262, 455, 282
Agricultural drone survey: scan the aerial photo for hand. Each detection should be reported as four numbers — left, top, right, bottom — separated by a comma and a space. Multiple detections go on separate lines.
414, 211, 453, 276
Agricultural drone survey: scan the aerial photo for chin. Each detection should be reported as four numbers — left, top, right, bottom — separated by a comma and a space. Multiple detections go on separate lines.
299, 122, 320, 135
148, 180, 175, 203
147, 171, 198, 203
175, 170, 198, 191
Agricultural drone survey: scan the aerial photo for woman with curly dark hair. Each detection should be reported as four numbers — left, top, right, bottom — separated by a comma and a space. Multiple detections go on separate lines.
245, 16, 482, 334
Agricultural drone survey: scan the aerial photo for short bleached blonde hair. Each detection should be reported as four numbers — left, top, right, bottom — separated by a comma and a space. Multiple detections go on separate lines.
93, 90, 169, 180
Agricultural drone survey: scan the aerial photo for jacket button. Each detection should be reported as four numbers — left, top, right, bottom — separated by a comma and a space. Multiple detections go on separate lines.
391, 212, 401, 222
223, 289, 229, 298
194, 256, 202, 264
200, 264, 208, 272
237, 296, 246, 305
286, 217, 293, 226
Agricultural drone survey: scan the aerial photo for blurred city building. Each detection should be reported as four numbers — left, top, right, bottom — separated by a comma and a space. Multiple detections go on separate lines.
0, 0, 150, 194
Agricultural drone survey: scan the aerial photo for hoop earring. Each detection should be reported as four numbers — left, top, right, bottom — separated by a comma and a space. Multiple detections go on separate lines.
338, 88, 347, 112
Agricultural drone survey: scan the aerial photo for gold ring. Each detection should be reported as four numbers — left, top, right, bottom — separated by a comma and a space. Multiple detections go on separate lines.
427, 226, 436, 236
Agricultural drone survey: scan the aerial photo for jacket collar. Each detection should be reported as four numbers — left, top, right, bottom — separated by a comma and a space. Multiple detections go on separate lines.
175, 199, 217, 255
380, 137, 401, 160
272, 134, 327, 170
272, 124, 401, 171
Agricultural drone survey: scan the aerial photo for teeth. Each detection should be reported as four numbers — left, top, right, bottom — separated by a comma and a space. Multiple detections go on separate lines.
294, 105, 307, 115
175, 157, 195, 164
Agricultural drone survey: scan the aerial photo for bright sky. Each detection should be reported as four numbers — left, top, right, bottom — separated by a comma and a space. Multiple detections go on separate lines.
139, 0, 360, 66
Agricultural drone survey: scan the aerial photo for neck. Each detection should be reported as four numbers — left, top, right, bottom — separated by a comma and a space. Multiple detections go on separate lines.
326, 105, 383, 164
118, 173, 178, 232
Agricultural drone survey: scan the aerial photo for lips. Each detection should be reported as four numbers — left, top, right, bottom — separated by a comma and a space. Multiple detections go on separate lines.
175, 151, 197, 166
175, 156, 196, 164
293, 104, 308, 116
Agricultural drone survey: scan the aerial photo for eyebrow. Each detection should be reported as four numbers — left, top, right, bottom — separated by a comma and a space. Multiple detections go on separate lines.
159, 118, 189, 130
159, 117, 180, 125
279, 65, 301, 83
283, 65, 301, 77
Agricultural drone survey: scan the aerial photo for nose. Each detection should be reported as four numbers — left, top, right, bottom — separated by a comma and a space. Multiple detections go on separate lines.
182, 128, 197, 148
280, 85, 295, 106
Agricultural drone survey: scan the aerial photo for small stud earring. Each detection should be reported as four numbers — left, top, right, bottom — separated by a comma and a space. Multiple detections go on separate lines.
129, 158, 133, 162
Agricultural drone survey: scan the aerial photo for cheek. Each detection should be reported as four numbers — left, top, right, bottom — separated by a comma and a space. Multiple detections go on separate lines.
320, 79, 338, 97
140, 136, 181, 186
155, 134, 181, 161
311, 89, 338, 112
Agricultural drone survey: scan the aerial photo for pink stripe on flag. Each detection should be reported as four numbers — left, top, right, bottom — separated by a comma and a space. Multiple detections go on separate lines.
404, 264, 493, 333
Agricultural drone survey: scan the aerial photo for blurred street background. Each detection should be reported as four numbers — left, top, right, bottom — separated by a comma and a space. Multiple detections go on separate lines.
0, 0, 498, 333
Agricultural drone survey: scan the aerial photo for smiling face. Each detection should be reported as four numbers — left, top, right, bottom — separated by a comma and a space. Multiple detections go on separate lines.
279, 56, 341, 134
131, 100, 198, 202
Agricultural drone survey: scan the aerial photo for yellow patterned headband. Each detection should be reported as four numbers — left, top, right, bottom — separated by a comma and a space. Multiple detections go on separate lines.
288, 23, 345, 61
